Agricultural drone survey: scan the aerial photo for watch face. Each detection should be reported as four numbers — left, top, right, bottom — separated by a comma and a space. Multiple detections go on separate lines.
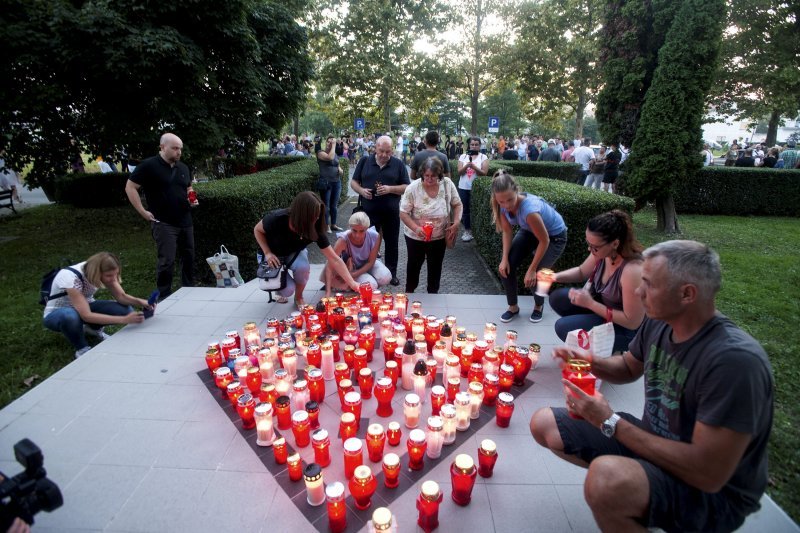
601, 422, 614, 438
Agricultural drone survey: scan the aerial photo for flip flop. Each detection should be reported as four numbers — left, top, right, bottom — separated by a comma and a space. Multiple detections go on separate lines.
276, 296, 288, 304
294, 298, 306, 309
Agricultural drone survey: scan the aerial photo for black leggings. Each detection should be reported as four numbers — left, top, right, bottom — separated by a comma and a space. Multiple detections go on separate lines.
502, 230, 567, 307
404, 236, 447, 293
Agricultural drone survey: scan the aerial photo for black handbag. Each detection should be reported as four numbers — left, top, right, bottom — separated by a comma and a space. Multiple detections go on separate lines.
257, 251, 300, 292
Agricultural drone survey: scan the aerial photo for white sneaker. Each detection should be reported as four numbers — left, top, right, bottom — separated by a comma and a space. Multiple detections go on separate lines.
75, 346, 91, 358
84, 326, 111, 341
461, 231, 473, 242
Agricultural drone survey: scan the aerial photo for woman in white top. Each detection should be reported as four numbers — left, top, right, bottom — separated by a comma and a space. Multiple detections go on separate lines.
399, 158, 462, 293
42, 252, 152, 358
456, 136, 489, 242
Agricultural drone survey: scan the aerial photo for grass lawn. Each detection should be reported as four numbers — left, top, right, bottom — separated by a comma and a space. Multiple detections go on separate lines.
1, 204, 798, 521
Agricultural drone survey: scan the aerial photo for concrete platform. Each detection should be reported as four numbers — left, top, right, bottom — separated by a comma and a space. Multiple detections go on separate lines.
1, 270, 796, 532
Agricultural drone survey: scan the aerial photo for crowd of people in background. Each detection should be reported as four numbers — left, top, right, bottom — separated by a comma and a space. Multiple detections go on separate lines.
717, 138, 799, 168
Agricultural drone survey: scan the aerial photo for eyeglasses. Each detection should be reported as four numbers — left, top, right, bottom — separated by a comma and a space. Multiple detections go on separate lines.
586, 240, 610, 253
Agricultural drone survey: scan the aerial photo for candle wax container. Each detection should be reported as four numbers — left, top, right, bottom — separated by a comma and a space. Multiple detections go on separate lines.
259, 383, 278, 409
440, 404, 457, 445
468, 381, 484, 420
366, 423, 387, 462
425, 416, 444, 459
304, 463, 325, 506
326, 482, 347, 533
301, 400, 319, 429
496, 392, 515, 427
291, 410, 311, 448
343, 391, 363, 429
227, 382, 244, 406
343, 437, 364, 480
354, 347, 369, 373
417, 480, 443, 533
384, 360, 399, 387
273, 437, 288, 464
374, 377, 395, 417
343, 344, 356, 369
287, 452, 303, 481
236, 393, 256, 429
358, 329, 375, 362
565, 359, 596, 419
321, 341, 336, 381
205, 348, 224, 373
413, 361, 428, 405
254, 402, 274, 446
281, 349, 298, 380
535, 268, 555, 297
358, 367, 374, 399
473, 340, 489, 365
468, 362, 484, 385
425, 358, 437, 387
382, 452, 401, 488
275, 395, 292, 430
404, 393, 421, 429
274, 368, 291, 397
334, 362, 350, 385
406, 429, 427, 471
307, 368, 325, 403
339, 412, 358, 441
478, 439, 498, 478
349, 465, 378, 510
359, 281, 373, 306
386, 421, 402, 447
382, 336, 398, 365
292, 379, 310, 413
512, 349, 532, 386
529, 343, 541, 369
446, 375, 461, 403
498, 363, 515, 393
257, 348, 275, 383
306, 343, 321, 369
234, 355, 250, 386
483, 373, 500, 406
337, 379, 353, 410
311, 428, 331, 467
225, 330, 242, 351
450, 454, 478, 505
368, 507, 397, 533
459, 347, 473, 377
214, 367, 234, 394
430, 385, 445, 416
455, 391, 471, 431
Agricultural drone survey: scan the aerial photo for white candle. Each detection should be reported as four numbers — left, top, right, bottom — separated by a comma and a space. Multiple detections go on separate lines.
281, 350, 297, 380
293, 379, 310, 412
320, 341, 335, 381
535, 268, 555, 297
425, 416, 444, 459
255, 403, 274, 446
404, 393, 421, 428
468, 382, 484, 419
455, 392, 471, 431
368, 507, 397, 533
432, 342, 447, 372
304, 463, 325, 506
234, 356, 250, 386
413, 373, 427, 405
440, 404, 457, 444
274, 369, 291, 396
257, 349, 275, 383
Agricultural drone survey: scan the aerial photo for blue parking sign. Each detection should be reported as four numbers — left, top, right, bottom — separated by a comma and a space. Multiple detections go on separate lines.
488, 116, 500, 133
354, 118, 365, 130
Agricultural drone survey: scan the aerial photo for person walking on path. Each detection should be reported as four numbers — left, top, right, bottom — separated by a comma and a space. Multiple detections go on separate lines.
125, 133, 196, 300
351, 135, 410, 286
317, 135, 344, 231
409, 130, 450, 180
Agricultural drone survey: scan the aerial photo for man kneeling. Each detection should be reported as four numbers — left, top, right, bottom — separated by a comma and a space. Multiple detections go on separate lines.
530, 240, 773, 532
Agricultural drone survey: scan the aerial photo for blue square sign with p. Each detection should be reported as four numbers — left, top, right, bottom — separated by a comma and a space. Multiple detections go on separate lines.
488, 116, 500, 133
354, 118, 365, 130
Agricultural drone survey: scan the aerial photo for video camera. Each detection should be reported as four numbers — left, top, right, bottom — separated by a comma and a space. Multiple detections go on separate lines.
0, 439, 63, 530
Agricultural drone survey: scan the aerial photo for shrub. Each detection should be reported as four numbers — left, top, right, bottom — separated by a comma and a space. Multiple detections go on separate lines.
256, 155, 309, 171
470, 176, 635, 293
448, 160, 580, 183
674, 166, 800, 216
53, 172, 130, 207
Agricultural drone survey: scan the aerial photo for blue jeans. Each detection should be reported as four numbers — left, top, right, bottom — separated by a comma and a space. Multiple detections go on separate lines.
549, 287, 638, 353
43, 301, 133, 349
502, 230, 567, 307
321, 180, 342, 226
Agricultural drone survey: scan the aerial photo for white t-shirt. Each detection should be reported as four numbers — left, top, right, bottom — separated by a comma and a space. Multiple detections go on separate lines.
572, 146, 595, 171
43, 262, 97, 317
457, 152, 488, 190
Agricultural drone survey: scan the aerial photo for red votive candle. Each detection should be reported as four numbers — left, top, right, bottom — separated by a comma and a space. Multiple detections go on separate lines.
374, 377, 395, 417
406, 429, 427, 471
382, 336, 398, 364
468, 362, 484, 384
450, 454, 478, 506
305, 400, 320, 429
384, 360, 399, 387
307, 368, 325, 404
343, 391, 363, 429
386, 421, 402, 446
349, 465, 377, 510
236, 393, 256, 429
287, 452, 303, 481
273, 436, 288, 464
478, 439, 498, 477
337, 379, 353, 410
311, 428, 331, 467
275, 395, 292, 430
225, 330, 241, 351
353, 348, 369, 374
417, 480, 443, 533
446, 376, 461, 403
512, 349, 532, 386
343, 437, 364, 480
306, 343, 321, 368
483, 373, 500, 406
366, 423, 386, 463
339, 412, 358, 441
214, 367, 233, 393
245, 366, 262, 394
259, 382, 278, 409
334, 362, 350, 385
430, 385, 445, 416
498, 363, 515, 393
205, 348, 224, 373
326, 482, 347, 533
291, 410, 311, 448
495, 392, 515, 427
358, 367, 374, 399
357, 328, 375, 362
226, 382, 244, 406
359, 281, 373, 306
382, 452, 401, 488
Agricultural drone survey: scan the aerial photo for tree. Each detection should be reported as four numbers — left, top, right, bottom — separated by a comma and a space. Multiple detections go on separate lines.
0, 0, 312, 189
710, 0, 800, 146
626, 0, 726, 232
477, 86, 530, 137
514, 0, 604, 140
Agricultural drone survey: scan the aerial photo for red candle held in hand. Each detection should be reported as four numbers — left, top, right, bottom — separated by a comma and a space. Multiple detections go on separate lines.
421, 221, 433, 241
565, 359, 596, 420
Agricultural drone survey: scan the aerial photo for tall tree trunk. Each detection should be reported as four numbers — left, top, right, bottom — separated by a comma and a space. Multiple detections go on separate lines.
766, 108, 780, 147
470, 0, 483, 136
293, 114, 299, 137
656, 194, 680, 233
383, 89, 391, 132
575, 90, 587, 139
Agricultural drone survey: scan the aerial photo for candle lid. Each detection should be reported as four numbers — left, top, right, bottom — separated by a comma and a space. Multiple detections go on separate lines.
247, 365, 260, 374
311, 428, 329, 442
354, 348, 367, 357
291, 410, 309, 423
353, 465, 372, 480
385, 360, 398, 369
440, 404, 456, 417
408, 428, 426, 443
383, 452, 400, 467
335, 362, 348, 371
339, 379, 353, 389
421, 480, 440, 500
344, 391, 362, 404
431, 385, 445, 396
475, 340, 489, 348
293, 379, 308, 390
276, 395, 290, 406
567, 358, 591, 372
215, 367, 232, 377
227, 382, 242, 392
529, 343, 541, 351
275, 369, 288, 378
282, 349, 297, 358
273, 436, 285, 446
376, 377, 392, 387
287, 452, 301, 464
254, 402, 273, 415
307, 368, 322, 379
226, 330, 239, 336
326, 481, 345, 499
447, 376, 461, 386
305, 400, 319, 412
498, 392, 514, 404
384, 335, 397, 344
237, 393, 254, 406
500, 363, 514, 373
387, 421, 400, 431
427, 416, 443, 430
343, 437, 363, 453
480, 439, 497, 454
484, 373, 499, 383
413, 359, 427, 376
367, 423, 384, 437
260, 382, 275, 392
455, 391, 470, 404
468, 382, 484, 393
404, 393, 420, 406
304, 463, 322, 481
359, 367, 372, 377
341, 412, 356, 423
234, 355, 249, 365
372, 507, 393, 529
454, 454, 475, 471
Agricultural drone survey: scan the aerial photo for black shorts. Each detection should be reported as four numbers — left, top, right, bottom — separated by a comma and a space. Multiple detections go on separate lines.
602, 170, 618, 183
553, 408, 750, 532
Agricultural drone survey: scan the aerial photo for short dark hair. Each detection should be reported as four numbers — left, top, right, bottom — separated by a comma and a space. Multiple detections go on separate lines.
425, 130, 439, 147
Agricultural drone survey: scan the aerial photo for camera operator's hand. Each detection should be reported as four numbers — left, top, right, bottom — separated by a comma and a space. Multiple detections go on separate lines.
7, 517, 31, 533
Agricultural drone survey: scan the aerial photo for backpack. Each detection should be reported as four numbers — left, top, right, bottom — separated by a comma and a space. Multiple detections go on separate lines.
39, 266, 83, 306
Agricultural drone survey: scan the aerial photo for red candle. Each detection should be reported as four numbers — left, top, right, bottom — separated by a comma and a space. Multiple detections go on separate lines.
459, 348, 473, 378
339, 412, 358, 441
353, 348, 369, 374
450, 454, 478, 506
307, 368, 325, 403
291, 410, 311, 448
273, 437, 288, 464
312, 428, 331, 467
406, 429, 427, 471
245, 366, 262, 394
214, 367, 233, 393
483, 374, 500, 406
382, 336, 398, 364
225, 330, 241, 351
472, 340, 489, 364
425, 357, 437, 386
416, 480, 443, 533
337, 379, 353, 410
430, 385, 445, 416
382, 453, 401, 488
306, 343, 321, 369
495, 392, 515, 428
205, 348, 224, 372
468, 362, 484, 384
343, 437, 364, 480
287, 452, 303, 481
478, 439, 498, 477
305, 400, 320, 429
343, 325, 359, 349
374, 377, 395, 417
275, 395, 292, 430
386, 421, 402, 446
498, 363, 515, 393
421, 220, 433, 241
565, 359, 596, 419
343, 391, 363, 429
359, 281, 373, 306
383, 360, 399, 387
329, 333, 341, 361
332, 307, 346, 336
349, 465, 377, 510
334, 362, 350, 385
511, 349, 532, 386
358, 368, 374, 399
424, 318, 439, 352
326, 482, 347, 533
451, 339, 463, 361
259, 383, 278, 409
366, 423, 386, 462
226, 382, 244, 406
357, 329, 375, 362
446, 376, 461, 403
343, 344, 356, 369
236, 393, 256, 429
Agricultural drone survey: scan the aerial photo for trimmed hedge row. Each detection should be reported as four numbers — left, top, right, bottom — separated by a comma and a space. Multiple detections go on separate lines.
191, 158, 350, 283
205, 155, 308, 179
54, 172, 130, 207
675, 166, 800, 216
470, 176, 635, 294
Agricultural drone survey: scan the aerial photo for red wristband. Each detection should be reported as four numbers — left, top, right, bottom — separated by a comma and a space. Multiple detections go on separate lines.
605, 306, 614, 323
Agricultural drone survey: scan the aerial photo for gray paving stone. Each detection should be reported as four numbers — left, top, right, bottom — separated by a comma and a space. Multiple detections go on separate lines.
486, 484, 573, 532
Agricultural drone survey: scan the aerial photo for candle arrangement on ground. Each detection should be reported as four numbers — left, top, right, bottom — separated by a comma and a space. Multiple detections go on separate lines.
200, 292, 542, 530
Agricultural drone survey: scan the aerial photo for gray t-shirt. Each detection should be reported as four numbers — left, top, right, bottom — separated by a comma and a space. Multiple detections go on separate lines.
629, 314, 773, 512
409, 149, 450, 178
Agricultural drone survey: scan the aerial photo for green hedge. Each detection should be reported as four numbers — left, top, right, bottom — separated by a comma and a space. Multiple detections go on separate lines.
191, 158, 350, 283
448, 160, 581, 183
54, 172, 130, 207
207, 155, 308, 179
674, 166, 800, 216
470, 176, 635, 294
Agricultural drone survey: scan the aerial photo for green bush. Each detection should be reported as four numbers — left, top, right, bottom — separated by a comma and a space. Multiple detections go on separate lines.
256, 155, 309, 171
470, 176, 635, 293
53, 172, 130, 207
448, 160, 580, 183
675, 166, 800, 216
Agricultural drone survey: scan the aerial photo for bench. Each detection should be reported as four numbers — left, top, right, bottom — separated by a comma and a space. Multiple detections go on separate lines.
0, 190, 16, 214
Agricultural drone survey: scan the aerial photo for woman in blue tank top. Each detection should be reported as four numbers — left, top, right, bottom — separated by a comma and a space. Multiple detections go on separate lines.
491, 171, 568, 323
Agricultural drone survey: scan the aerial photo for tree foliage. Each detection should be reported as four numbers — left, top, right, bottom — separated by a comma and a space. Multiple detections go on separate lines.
710, 0, 800, 146
514, 0, 604, 139
0, 0, 313, 187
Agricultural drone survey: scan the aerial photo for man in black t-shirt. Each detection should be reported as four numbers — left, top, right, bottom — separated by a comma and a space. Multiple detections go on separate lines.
531, 240, 773, 532
126, 133, 195, 299
409, 130, 450, 180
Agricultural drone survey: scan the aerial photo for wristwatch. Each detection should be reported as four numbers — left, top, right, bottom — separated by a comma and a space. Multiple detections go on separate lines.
601, 413, 621, 438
